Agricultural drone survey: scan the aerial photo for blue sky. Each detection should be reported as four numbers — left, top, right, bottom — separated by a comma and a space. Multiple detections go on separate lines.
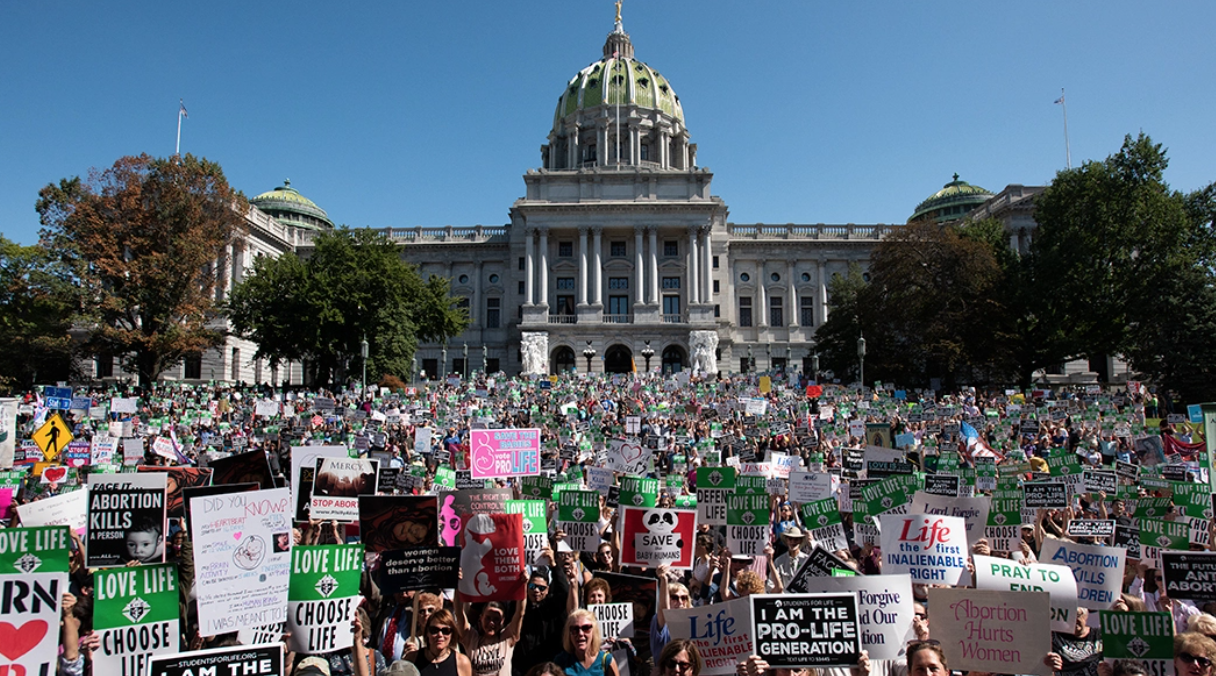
2, 1, 1213, 245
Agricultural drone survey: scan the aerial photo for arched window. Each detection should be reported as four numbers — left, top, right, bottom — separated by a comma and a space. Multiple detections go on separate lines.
552, 346, 576, 373
662, 346, 685, 374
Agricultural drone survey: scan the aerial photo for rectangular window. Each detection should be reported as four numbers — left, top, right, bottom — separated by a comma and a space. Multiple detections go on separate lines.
518, 281, 525, 295
97, 353, 114, 378
608, 277, 629, 290
608, 296, 629, 315
456, 297, 470, 311
772, 357, 787, 372
453, 358, 466, 377
741, 357, 751, 372
663, 295, 681, 317
556, 277, 575, 290
487, 358, 500, 374
800, 296, 815, 327
518, 257, 525, 270
770, 297, 784, 328
712, 279, 720, 293
663, 240, 679, 257
556, 296, 575, 314
423, 359, 438, 378
713, 255, 720, 269
231, 347, 241, 381
714, 304, 720, 318
184, 354, 202, 380
558, 242, 573, 257
486, 298, 501, 329
739, 297, 753, 327
662, 276, 681, 289
610, 241, 627, 257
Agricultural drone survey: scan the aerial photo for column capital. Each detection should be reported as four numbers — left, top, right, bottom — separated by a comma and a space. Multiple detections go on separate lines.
591, 225, 604, 235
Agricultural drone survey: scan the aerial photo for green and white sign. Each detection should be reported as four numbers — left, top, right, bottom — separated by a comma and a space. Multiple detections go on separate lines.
0, 526, 70, 676
506, 499, 548, 564
727, 493, 770, 557
558, 489, 601, 553
619, 476, 659, 509
520, 475, 553, 500
801, 498, 847, 551
1100, 611, 1173, 662
697, 466, 736, 526
287, 544, 364, 654
94, 563, 181, 675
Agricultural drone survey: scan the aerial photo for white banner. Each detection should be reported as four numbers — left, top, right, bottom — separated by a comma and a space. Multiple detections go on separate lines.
17, 487, 88, 533
880, 513, 968, 585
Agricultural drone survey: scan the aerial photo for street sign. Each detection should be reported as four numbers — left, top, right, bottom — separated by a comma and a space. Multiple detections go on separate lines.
32, 413, 73, 461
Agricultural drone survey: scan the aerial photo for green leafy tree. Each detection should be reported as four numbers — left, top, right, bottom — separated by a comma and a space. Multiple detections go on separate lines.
36, 154, 247, 387
227, 228, 469, 387
0, 237, 82, 391
811, 263, 871, 383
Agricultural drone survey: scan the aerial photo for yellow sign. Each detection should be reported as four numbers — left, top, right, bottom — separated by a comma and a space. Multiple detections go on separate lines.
759, 376, 772, 394
32, 413, 73, 461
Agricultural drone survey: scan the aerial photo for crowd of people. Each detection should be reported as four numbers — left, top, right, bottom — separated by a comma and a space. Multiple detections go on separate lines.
3, 369, 1214, 676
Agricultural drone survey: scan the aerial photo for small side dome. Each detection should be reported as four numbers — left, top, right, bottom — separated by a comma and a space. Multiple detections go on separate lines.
909, 174, 993, 223
250, 179, 335, 231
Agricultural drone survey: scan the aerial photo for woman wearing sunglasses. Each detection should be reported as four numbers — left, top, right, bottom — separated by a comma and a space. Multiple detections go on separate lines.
1174, 633, 1216, 676
406, 610, 473, 676
657, 640, 703, 676
555, 609, 620, 676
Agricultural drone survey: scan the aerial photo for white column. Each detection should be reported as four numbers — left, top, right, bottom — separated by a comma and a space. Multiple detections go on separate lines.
578, 227, 589, 305
524, 232, 534, 304
472, 262, 482, 326
757, 266, 768, 327
702, 228, 713, 303
634, 227, 645, 305
787, 261, 798, 327
569, 126, 579, 167
817, 259, 828, 325
592, 227, 603, 305
688, 227, 700, 304
648, 227, 659, 304
539, 229, 549, 306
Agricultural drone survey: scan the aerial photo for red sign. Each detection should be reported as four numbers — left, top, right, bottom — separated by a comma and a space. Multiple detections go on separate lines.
456, 513, 525, 602
806, 385, 823, 399
620, 507, 697, 570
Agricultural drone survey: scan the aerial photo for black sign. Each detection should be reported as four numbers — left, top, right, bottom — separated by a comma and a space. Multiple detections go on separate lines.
1162, 465, 1192, 483
606, 485, 620, 509
1082, 470, 1118, 494
1066, 519, 1116, 538
866, 461, 914, 478
377, 467, 401, 493
378, 546, 461, 594
751, 593, 861, 668
1161, 551, 1216, 603
786, 547, 859, 593
923, 474, 961, 497
1024, 481, 1069, 509
1114, 524, 1141, 560
1115, 460, 1139, 481
149, 643, 284, 676
455, 470, 485, 490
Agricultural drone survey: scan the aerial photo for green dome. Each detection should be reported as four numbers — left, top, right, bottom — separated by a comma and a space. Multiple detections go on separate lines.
909, 174, 993, 223
250, 179, 334, 231
553, 26, 684, 129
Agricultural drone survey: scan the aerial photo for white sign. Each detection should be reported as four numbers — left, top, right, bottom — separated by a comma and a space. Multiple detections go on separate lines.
190, 488, 293, 637
793, 574, 915, 661
666, 598, 754, 676
880, 513, 969, 585
17, 488, 89, 533
591, 602, 635, 639
973, 554, 1079, 633
909, 491, 991, 546
928, 587, 1052, 676
1039, 538, 1126, 610
111, 397, 139, 414
789, 471, 835, 503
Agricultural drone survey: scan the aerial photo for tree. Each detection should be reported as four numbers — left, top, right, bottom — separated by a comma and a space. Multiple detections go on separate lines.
810, 263, 870, 384
227, 227, 469, 387
0, 237, 82, 391
37, 154, 247, 387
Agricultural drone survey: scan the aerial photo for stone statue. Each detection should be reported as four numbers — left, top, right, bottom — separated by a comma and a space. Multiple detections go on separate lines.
521, 332, 549, 375
689, 330, 718, 375
615, 0, 623, 24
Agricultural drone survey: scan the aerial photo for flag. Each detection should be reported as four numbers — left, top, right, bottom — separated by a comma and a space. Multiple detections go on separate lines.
1053, 95, 1064, 105
169, 426, 192, 465
179, 99, 188, 118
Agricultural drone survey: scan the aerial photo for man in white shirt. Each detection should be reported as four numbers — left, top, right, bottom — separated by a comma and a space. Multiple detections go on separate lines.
770, 526, 809, 591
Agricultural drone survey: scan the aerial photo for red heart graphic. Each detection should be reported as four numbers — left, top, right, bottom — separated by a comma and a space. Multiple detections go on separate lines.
0, 620, 48, 661
42, 467, 67, 483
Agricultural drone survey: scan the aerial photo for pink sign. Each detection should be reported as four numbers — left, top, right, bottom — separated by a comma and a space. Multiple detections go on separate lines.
470, 428, 541, 479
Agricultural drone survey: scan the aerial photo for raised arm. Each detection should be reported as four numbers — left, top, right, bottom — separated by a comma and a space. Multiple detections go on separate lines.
507, 569, 528, 644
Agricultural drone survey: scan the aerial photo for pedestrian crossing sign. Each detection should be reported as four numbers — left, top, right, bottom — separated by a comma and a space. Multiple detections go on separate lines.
32, 413, 73, 461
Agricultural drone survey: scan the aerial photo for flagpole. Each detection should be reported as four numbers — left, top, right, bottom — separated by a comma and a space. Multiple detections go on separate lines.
1057, 88, 1071, 169
176, 99, 187, 156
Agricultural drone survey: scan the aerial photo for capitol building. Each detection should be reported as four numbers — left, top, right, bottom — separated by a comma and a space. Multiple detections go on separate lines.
95, 14, 1060, 385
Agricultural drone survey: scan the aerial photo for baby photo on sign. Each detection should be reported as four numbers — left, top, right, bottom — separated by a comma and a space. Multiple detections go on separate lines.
359, 495, 438, 552
86, 473, 169, 568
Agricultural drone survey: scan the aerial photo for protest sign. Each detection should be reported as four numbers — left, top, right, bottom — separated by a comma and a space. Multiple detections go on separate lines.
927, 587, 1051, 676
800, 498, 848, 552
520, 475, 553, 500
287, 544, 364, 654
1039, 538, 1125, 609
697, 467, 735, 526
438, 488, 513, 546
751, 593, 861, 668
138, 466, 212, 517
727, 493, 770, 558
457, 512, 525, 602
289, 446, 347, 522
505, 499, 548, 564
880, 513, 968, 584
0, 526, 70, 676
209, 448, 275, 489
786, 547, 859, 592
310, 457, 378, 522
592, 602, 635, 639
377, 547, 460, 594
618, 476, 659, 509
238, 623, 285, 647
923, 474, 960, 497
1066, 520, 1116, 538
909, 492, 990, 546
558, 489, 602, 552
1082, 470, 1118, 494
111, 397, 139, 414
190, 488, 293, 636
358, 495, 437, 552
620, 506, 697, 569
972, 554, 1078, 632
182, 482, 258, 534
791, 574, 913, 660
414, 427, 432, 455
1024, 482, 1068, 509
16, 487, 88, 532
1161, 551, 1216, 603
1139, 517, 1189, 557
605, 438, 650, 475
789, 471, 835, 503
93, 563, 181, 676
470, 428, 540, 479
148, 643, 284, 676
1100, 611, 1174, 668
86, 472, 168, 567
666, 598, 753, 676
984, 498, 1023, 552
